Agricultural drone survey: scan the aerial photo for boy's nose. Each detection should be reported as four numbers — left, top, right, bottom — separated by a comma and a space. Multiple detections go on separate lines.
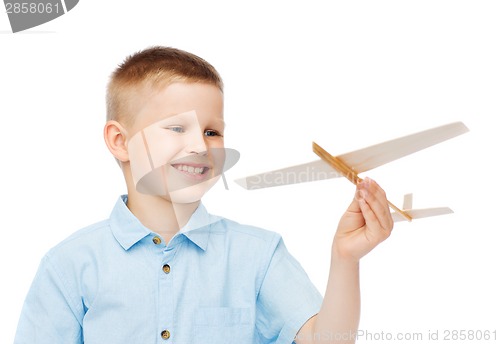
185, 130, 208, 155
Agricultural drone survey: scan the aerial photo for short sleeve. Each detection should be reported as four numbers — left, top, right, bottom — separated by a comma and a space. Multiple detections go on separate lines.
14, 255, 83, 344
255, 236, 323, 344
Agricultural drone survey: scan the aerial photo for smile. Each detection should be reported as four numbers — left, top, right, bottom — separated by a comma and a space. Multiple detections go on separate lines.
173, 164, 208, 175
172, 162, 211, 181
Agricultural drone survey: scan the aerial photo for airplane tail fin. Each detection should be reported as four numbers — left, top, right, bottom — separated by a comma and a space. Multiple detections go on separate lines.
403, 193, 413, 210
391, 193, 453, 222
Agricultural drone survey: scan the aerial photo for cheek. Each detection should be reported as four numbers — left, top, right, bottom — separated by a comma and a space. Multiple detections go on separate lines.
128, 129, 184, 190
143, 128, 184, 167
205, 137, 225, 156
207, 146, 226, 176
128, 132, 153, 186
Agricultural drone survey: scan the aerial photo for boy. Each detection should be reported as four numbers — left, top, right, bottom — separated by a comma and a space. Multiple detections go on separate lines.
14, 47, 393, 344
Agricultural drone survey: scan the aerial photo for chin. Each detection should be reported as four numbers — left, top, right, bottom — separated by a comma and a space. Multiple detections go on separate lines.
167, 177, 220, 204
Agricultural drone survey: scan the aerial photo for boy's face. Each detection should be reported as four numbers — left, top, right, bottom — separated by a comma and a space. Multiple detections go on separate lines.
125, 82, 225, 204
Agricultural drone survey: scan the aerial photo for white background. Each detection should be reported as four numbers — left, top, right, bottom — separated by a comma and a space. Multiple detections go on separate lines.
1, 1, 499, 343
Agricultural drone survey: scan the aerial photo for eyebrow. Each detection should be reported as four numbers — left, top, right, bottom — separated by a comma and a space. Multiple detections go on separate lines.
214, 117, 226, 128
152, 111, 197, 126
153, 114, 226, 129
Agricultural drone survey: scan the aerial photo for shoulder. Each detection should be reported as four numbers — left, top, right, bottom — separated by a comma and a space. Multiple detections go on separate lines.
45, 219, 114, 262
219, 217, 281, 241
208, 215, 285, 258
214, 215, 281, 242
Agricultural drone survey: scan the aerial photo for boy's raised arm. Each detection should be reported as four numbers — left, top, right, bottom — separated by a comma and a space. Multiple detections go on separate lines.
296, 177, 393, 344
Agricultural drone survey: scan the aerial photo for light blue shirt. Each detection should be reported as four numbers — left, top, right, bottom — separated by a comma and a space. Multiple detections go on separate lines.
15, 196, 322, 344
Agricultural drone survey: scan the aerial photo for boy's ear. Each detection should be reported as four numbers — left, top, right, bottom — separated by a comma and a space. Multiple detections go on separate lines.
103, 120, 129, 163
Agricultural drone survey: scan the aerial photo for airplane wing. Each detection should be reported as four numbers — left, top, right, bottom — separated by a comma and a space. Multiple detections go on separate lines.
339, 121, 468, 173
235, 121, 468, 190
234, 159, 342, 190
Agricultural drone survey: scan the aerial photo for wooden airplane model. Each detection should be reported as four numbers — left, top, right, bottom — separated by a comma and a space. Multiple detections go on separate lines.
234, 122, 469, 222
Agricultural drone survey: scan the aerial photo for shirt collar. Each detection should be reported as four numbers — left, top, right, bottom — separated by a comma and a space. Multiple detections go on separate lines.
109, 195, 221, 251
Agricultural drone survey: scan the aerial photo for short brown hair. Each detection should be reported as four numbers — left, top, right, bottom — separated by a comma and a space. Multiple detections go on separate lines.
106, 46, 223, 125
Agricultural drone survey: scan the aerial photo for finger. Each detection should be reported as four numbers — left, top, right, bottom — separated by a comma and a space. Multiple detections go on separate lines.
365, 178, 393, 230
365, 178, 393, 229
346, 194, 361, 214
358, 178, 393, 231
362, 178, 393, 231
359, 198, 392, 246
357, 193, 383, 233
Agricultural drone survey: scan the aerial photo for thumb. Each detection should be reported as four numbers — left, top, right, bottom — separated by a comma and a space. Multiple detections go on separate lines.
337, 189, 365, 233
346, 189, 362, 213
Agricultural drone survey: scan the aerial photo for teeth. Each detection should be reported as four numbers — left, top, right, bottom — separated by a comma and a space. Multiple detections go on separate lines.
175, 165, 205, 175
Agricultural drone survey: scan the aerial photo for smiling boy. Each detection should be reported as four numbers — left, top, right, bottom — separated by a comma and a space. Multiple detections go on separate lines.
14, 47, 393, 344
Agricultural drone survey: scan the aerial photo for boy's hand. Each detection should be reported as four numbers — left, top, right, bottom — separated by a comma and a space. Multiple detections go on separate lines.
299, 178, 392, 344
333, 177, 394, 262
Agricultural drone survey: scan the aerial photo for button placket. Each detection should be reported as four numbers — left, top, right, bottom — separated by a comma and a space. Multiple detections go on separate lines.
158, 244, 175, 342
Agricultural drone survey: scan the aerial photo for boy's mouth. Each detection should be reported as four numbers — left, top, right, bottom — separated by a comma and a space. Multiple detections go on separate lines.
172, 163, 210, 175
170, 162, 213, 181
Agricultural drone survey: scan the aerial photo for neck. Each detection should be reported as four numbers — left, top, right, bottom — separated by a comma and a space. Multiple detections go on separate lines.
126, 190, 199, 244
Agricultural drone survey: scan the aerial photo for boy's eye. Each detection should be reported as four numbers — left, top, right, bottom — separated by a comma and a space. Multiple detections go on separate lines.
204, 129, 222, 137
167, 126, 185, 133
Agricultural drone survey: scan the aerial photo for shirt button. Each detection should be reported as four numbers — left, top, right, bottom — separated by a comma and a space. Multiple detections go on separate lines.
161, 329, 170, 340
152, 236, 162, 245
162, 264, 171, 274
